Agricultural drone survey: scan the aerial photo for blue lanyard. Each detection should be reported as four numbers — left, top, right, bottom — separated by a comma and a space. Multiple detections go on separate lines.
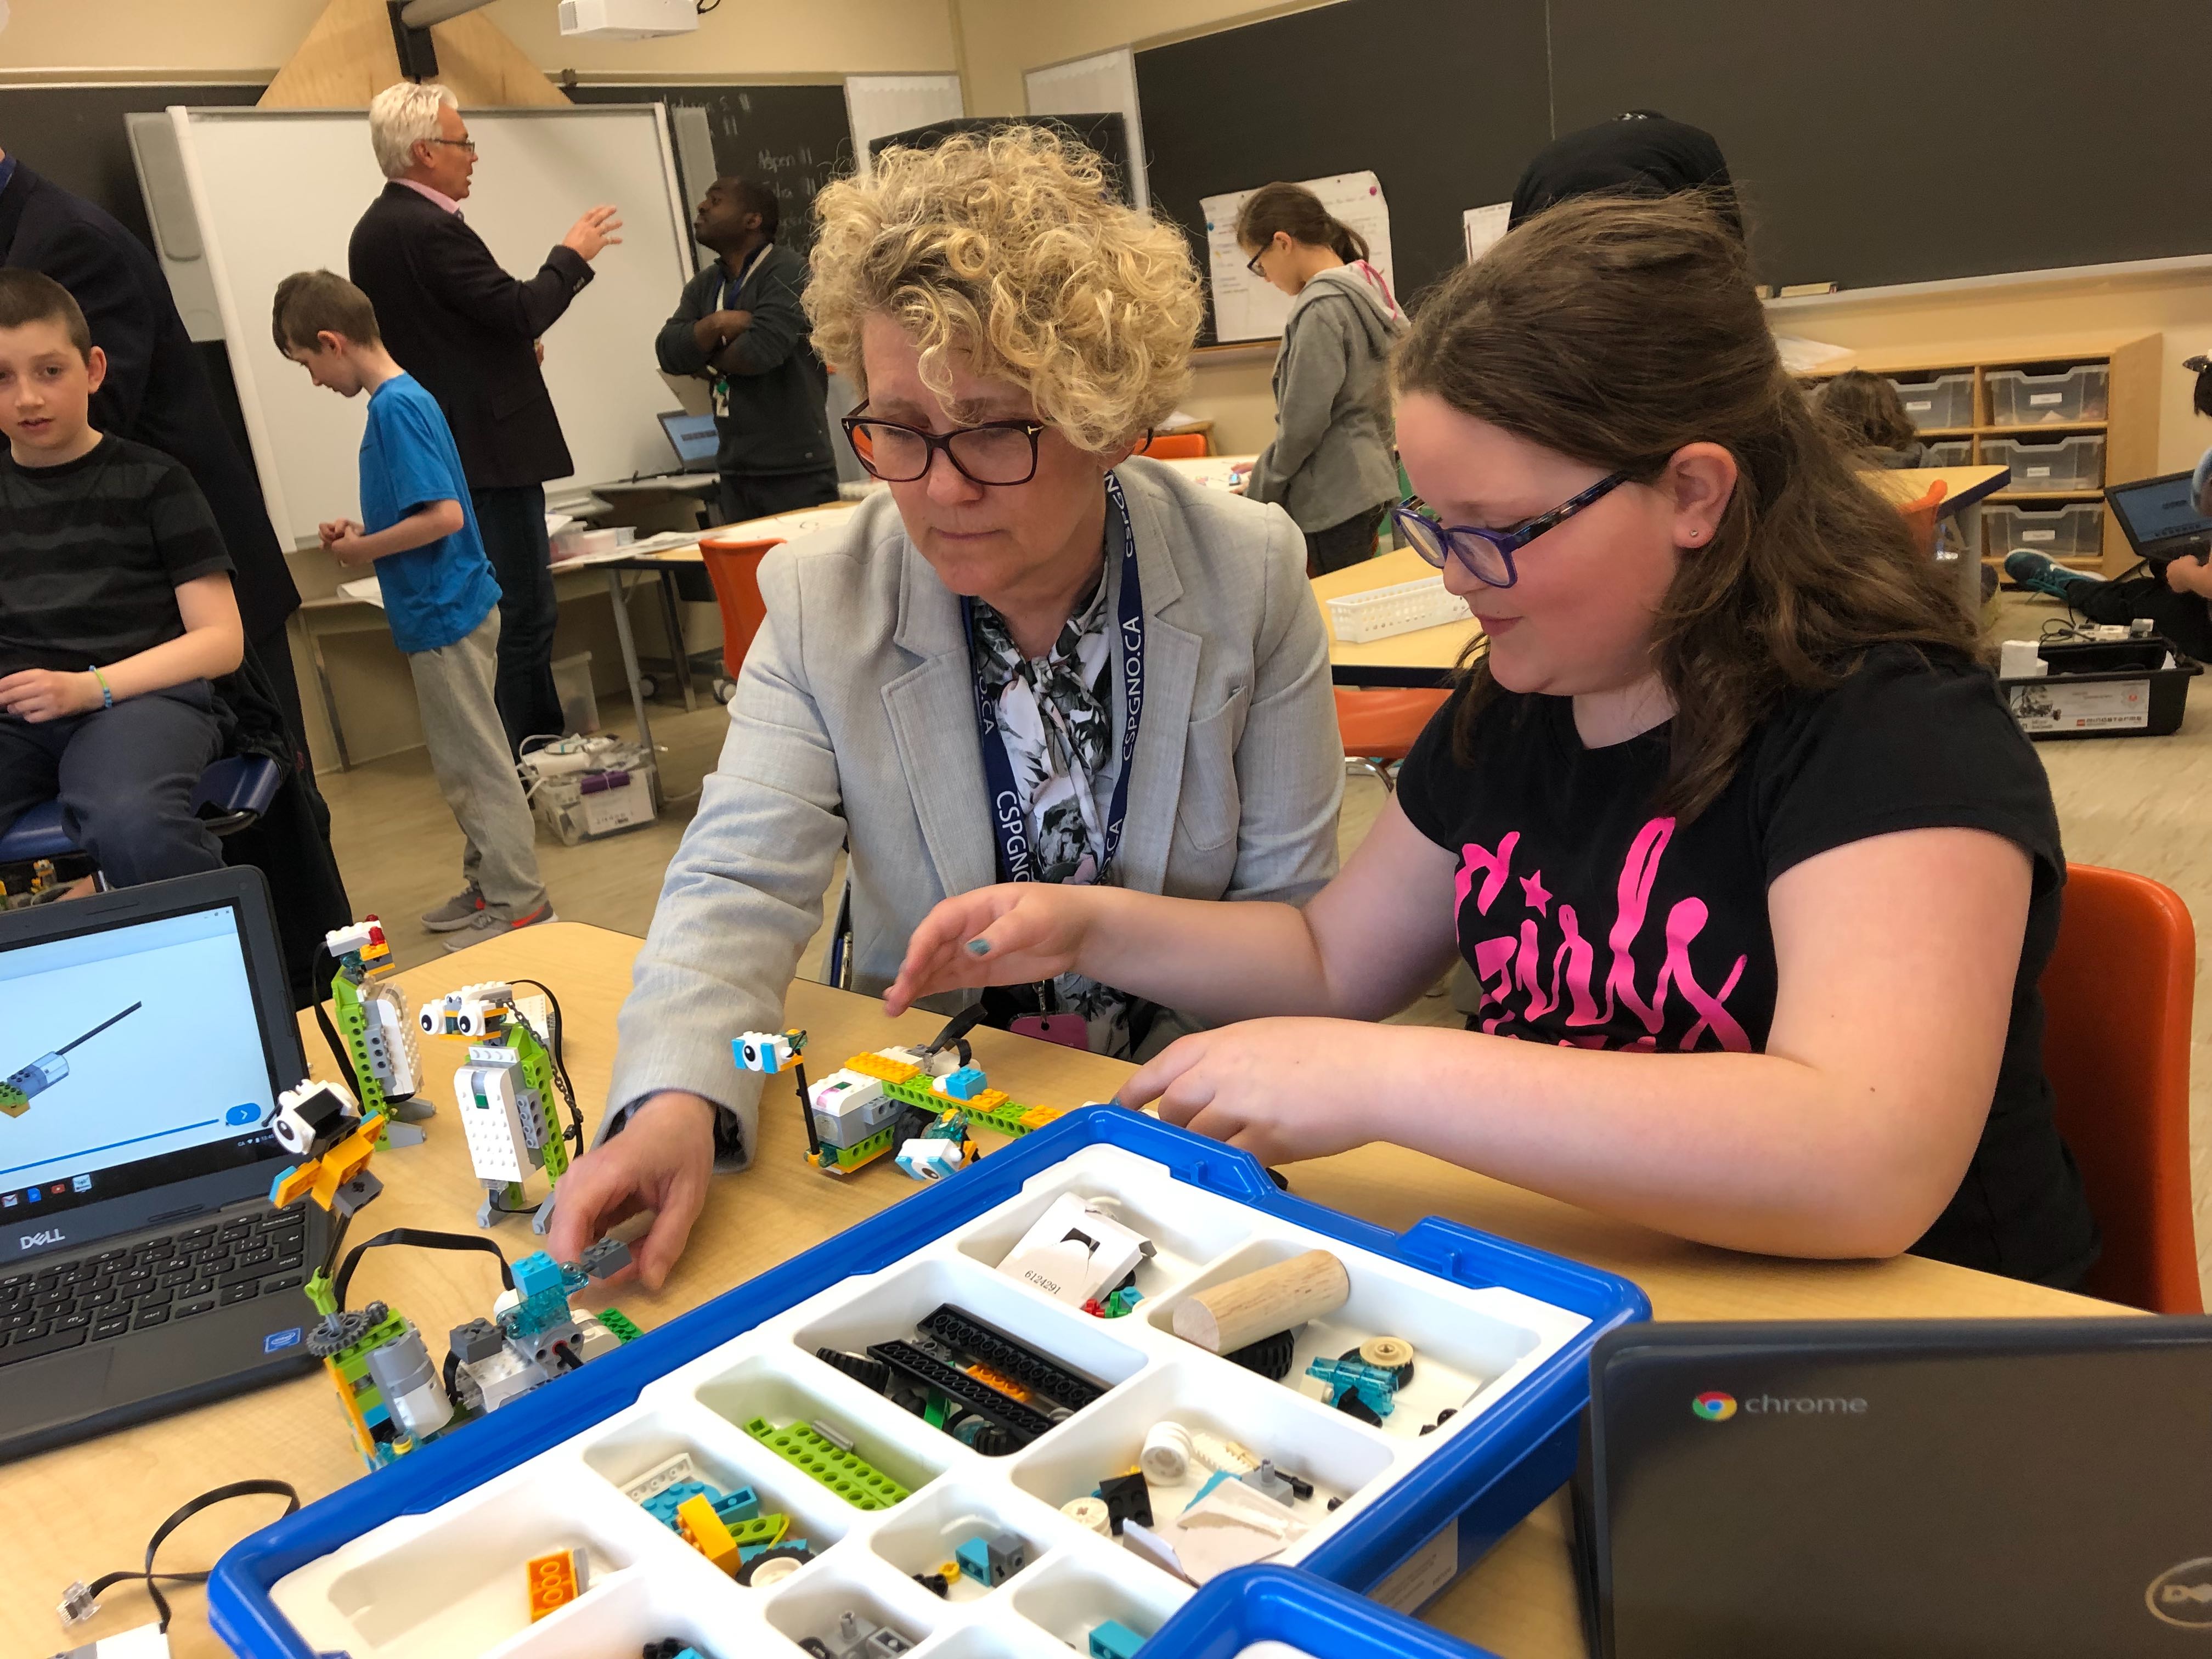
964, 472, 1144, 887
719, 242, 770, 313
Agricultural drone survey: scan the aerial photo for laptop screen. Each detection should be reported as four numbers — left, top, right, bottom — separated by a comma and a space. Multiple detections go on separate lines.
658, 409, 720, 470
2109, 471, 2212, 554
0, 902, 283, 1233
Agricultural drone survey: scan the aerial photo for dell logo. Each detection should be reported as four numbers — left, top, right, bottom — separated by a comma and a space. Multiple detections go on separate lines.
2147, 1558, 2212, 1629
18, 1228, 64, 1250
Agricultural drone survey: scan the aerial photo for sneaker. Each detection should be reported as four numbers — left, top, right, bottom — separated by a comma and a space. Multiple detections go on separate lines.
2004, 550, 2105, 600
420, 883, 486, 933
441, 902, 558, 953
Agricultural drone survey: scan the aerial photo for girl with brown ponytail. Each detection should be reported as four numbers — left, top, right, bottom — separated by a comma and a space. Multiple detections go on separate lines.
1234, 183, 1406, 573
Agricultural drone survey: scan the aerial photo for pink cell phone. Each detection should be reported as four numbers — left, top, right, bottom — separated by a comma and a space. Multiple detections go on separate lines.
1011, 1013, 1090, 1050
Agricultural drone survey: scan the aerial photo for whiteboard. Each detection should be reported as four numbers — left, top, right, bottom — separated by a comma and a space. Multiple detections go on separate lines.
1200, 171, 1396, 345
168, 104, 693, 550
842, 75, 963, 180
1025, 47, 1149, 212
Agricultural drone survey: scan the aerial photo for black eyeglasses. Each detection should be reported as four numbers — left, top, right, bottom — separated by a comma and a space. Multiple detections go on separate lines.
1390, 471, 1633, 588
1245, 246, 1268, 278
841, 402, 1049, 487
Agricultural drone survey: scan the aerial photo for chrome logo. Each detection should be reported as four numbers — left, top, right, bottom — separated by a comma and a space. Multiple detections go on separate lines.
1692, 1391, 1737, 1421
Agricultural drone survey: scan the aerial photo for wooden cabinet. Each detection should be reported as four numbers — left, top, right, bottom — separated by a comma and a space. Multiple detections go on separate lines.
1800, 333, 2161, 575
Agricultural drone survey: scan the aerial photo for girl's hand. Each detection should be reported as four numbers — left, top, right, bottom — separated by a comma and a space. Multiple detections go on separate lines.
0, 668, 103, 723
1120, 1018, 1383, 1166
884, 883, 1098, 1017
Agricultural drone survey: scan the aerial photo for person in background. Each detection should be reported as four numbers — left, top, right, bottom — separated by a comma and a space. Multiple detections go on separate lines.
348, 82, 623, 758
0, 270, 243, 885
1813, 370, 1936, 468
657, 176, 839, 527
547, 129, 1342, 1288
1510, 110, 1739, 233
890, 195, 2100, 1291
1234, 183, 1407, 574
274, 270, 554, 948
0, 143, 310, 768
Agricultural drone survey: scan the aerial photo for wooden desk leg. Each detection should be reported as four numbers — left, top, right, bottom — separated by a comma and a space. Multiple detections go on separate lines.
657, 568, 699, 714
603, 569, 662, 808
306, 613, 352, 772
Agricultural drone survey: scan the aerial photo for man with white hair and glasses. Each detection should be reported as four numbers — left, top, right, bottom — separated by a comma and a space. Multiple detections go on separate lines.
348, 81, 622, 785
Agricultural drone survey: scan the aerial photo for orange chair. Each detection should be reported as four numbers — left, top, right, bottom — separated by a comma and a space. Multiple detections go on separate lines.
1896, 477, 1948, 554
1135, 431, 1207, 460
1335, 686, 1451, 791
2038, 862, 2201, 1313
696, 533, 785, 702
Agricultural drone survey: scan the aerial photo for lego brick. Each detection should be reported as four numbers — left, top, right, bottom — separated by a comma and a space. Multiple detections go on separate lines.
524, 1546, 586, 1620
916, 1305, 1105, 1410
843, 1051, 921, 1085
1090, 1618, 1145, 1659
674, 1493, 740, 1575
743, 1417, 909, 1509
867, 1339, 1059, 1443
597, 1307, 643, 1343
936, 1065, 987, 1101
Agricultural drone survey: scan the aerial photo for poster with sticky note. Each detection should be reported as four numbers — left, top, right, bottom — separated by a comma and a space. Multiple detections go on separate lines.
1201, 171, 1395, 344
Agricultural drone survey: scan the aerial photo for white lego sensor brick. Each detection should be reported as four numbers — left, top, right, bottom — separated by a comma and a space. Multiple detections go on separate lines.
458, 1062, 530, 1183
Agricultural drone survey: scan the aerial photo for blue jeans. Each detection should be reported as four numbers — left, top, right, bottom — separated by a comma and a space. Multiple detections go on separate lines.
470, 483, 563, 755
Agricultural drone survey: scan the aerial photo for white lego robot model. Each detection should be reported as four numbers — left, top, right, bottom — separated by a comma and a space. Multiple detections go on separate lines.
420, 983, 574, 1232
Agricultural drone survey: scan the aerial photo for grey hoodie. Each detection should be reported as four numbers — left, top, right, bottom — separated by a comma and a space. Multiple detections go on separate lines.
1243, 262, 1407, 533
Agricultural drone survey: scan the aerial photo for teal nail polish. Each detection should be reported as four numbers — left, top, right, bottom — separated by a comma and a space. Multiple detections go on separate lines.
965, 939, 990, 956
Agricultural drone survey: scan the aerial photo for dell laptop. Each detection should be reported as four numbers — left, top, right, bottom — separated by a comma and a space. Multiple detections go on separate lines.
656, 408, 720, 474
1575, 1318, 2212, 1657
2107, 470, 2212, 566
0, 868, 325, 1459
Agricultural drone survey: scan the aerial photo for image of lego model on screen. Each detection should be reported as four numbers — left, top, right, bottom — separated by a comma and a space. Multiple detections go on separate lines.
0, 905, 278, 1217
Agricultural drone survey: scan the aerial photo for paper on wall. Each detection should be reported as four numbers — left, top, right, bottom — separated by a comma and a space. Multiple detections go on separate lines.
1201, 171, 1395, 344
1462, 202, 1511, 263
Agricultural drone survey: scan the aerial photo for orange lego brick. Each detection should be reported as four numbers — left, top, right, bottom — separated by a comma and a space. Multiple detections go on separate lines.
844, 1051, 921, 1085
525, 1547, 587, 1620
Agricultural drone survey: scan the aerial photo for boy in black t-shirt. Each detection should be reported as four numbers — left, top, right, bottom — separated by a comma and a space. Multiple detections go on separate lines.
0, 269, 245, 885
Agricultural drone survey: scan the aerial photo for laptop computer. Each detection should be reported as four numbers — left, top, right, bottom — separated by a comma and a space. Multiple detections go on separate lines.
1573, 1317, 2212, 1657
657, 409, 720, 473
2106, 470, 2212, 566
0, 868, 326, 1460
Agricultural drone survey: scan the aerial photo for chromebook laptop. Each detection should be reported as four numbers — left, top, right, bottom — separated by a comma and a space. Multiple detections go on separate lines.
2107, 470, 2212, 566
0, 869, 324, 1460
1575, 1318, 2212, 1658
657, 409, 720, 472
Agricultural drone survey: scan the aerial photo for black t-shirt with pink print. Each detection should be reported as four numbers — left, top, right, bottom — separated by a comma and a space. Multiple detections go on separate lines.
1394, 644, 2100, 1288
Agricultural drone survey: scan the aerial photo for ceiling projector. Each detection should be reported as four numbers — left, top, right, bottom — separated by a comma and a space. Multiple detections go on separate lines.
557, 0, 699, 38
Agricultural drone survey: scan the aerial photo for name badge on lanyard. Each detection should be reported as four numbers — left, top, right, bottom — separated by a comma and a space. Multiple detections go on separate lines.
964, 475, 1144, 1046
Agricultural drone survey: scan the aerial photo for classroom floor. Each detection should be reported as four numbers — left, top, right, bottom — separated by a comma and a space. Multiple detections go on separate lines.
315, 591, 2211, 1302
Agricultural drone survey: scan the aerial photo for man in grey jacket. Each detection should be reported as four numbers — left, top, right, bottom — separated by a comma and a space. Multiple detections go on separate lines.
546, 127, 1342, 1286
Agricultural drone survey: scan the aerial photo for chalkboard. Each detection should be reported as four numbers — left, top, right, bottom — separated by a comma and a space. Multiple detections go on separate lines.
1136, 0, 1551, 343
868, 114, 1135, 207
0, 83, 263, 252
1547, 0, 2212, 292
566, 82, 853, 253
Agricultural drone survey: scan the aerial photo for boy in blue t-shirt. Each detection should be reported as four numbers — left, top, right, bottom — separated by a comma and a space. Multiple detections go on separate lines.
273, 270, 552, 947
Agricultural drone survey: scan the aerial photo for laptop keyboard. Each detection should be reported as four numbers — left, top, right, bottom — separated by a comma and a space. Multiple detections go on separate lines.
0, 1202, 309, 1368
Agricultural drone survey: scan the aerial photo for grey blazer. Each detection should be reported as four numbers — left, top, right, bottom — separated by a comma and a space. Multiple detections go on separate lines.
603, 456, 1344, 1165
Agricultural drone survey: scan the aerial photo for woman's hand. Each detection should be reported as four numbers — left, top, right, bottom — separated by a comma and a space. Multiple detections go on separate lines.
1121, 1017, 1386, 1166
883, 883, 1102, 1016
544, 1090, 718, 1290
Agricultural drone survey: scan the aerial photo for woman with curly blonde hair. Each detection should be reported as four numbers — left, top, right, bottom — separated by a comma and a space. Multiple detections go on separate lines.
548, 127, 1342, 1285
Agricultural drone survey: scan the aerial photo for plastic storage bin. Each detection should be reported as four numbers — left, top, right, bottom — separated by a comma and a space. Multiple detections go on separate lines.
1327, 575, 1470, 643
1144, 1565, 1503, 1659
532, 741, 657, 844
1987, 363, 2108, 426
1988, 502, 2104, 561
1922, 439, 1973, 469
2002, 638, 2202, 740
1886, 371, 1974, 430
1984, 434, 2104, 493
207, 1110, 1647, 1659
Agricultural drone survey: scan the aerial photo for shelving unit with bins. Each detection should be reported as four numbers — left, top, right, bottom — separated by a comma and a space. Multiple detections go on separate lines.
1802, 334, 2162, 574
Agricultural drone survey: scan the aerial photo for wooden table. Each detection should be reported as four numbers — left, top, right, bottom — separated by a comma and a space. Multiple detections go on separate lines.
1314, 546, 1482, 689
4, 922, 2109, 1658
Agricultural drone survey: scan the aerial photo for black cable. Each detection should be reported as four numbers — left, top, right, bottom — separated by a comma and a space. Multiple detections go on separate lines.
334, 1227, 512, 1312
509, 979, 585, 1154
76, 1480, 300, 1632
309, 940, 364, 1099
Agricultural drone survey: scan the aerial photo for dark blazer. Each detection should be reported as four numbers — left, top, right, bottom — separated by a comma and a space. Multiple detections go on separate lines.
656, 243, 832, 478
0, 162, 298, 642
347, 182, 592, 490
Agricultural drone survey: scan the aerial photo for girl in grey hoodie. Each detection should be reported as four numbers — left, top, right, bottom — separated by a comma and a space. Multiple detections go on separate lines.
1236, 183, 1409, 574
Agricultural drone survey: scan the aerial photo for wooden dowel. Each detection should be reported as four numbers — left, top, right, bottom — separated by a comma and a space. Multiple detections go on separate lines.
1172, 1249, 1350, 1355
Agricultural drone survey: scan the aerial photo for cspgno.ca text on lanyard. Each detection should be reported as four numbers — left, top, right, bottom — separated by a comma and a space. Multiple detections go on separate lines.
964, 471, 1143, 887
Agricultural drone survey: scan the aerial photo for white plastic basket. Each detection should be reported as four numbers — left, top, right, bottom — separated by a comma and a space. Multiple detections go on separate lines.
532, 745, 657, 845
1325, 576, 1468, 644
